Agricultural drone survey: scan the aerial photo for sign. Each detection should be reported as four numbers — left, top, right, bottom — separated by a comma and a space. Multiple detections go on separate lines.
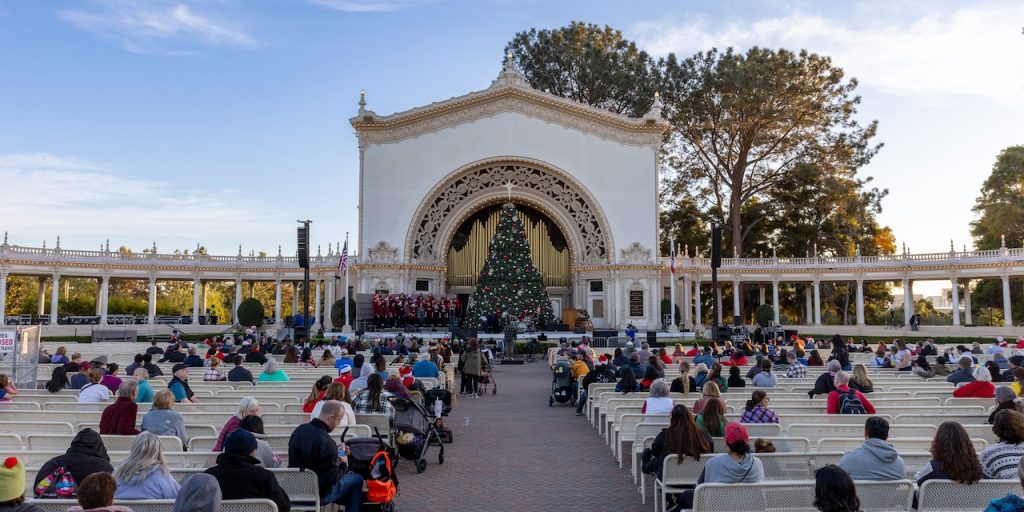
629, 290, 644, 317
0, 330, 15, 362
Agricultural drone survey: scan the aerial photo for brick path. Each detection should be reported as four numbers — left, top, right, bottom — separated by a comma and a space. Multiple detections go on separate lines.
394, 359, 647, 511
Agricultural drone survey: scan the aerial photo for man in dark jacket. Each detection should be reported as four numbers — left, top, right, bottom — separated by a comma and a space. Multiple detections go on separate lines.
245, 347, 268, 365
576, 356, 617, 415
33, 428, 113, 496
124, 354, 143, 377
206, 429, 290, 512
141, 353, 163, 377
288, 401, 364, 510
145, 340, 164, 355
158, 346, 185, 363
182, 348, 204, 368
808, 360, 841, 398
227, 356, 254, 383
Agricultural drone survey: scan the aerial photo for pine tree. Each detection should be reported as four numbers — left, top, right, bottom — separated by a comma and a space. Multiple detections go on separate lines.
467, 202, 555, 330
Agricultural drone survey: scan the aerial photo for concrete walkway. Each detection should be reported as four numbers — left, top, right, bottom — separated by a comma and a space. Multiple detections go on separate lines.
394, 360, 647, 511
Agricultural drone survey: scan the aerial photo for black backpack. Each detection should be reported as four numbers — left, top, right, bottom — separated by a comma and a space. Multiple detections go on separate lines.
838, 389, 866, 414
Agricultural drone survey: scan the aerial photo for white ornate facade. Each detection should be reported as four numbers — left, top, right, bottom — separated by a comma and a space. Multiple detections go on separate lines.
352, 57, 668, 329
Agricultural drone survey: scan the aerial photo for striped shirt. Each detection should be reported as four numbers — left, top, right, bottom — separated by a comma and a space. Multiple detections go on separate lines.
981, 442, 1024, 479
786, 362, 807, 378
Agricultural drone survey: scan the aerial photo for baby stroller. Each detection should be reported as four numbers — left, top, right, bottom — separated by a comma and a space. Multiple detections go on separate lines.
342, 429, 398, 512
392, 397, 446, 473
424, 388, 454, 443
549, 360, 575, 407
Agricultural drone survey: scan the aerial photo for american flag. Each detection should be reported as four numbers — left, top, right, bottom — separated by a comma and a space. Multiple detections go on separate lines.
338, 239, 349, 274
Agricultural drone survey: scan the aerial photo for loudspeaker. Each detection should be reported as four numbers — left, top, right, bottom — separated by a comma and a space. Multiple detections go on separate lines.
733, 315, 741, 327
355, 330, 365, 336
646, 331, 660, 347
297, 226, 310, 268
711, 225, 722, 267
593, 329, 618, 339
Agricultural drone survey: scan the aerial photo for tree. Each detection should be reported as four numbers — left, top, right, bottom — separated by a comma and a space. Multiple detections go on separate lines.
971, 146, 1024, 250
237, 298, 265, 327
660, 47, 881, 255
330, 298, 357, 327
505, 21, 660, 118
466, 202, 555, 330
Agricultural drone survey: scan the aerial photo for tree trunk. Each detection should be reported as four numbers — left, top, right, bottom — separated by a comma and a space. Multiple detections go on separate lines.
729, 191, 743, 257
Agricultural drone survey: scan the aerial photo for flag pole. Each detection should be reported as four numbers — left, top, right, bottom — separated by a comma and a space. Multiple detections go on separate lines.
669, 240, 678, 332
342, 232, 353, 333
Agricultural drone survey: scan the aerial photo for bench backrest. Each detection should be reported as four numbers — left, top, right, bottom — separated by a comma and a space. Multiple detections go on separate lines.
917, 479, 1022, 511
692, 480, 914, 512
29, 499, 279, 512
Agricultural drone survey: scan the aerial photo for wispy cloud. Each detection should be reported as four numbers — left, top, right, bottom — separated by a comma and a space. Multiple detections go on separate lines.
308, 0, 430, 13
0, 153, 288, 246
59, 0, 254, 55
630, 2, 1024, 104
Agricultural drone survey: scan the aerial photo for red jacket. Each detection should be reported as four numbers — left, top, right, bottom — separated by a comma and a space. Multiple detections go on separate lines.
953, 381, 995, 398
99, 397, 140, 435
334, 373, 353, 389
826, 385, 876, 414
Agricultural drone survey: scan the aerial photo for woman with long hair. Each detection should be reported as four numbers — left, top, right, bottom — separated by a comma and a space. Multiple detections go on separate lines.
696, 397, 727, 436
283, 345, 299, 363
916, 421, 983, 486
710, 362, 728, 392
616, 367, 641, 394
639, 365, 661, 391
727, 365, 746, 388
649, 404, 712, 480
986, 361, 1003, 383
670, 361, 695, 394
814, 464, 860, 512
45, 366, 69, 393
849, 364, 874, 393
298, 347, 318, 368
740, 390, 779, 424
807, 350, 824, 366
320, 349, 336, 367
114, 432, 181, 499
612, 347, 626, 368
302, 376, 333, 414
352, 373, 395, 417
693, 381, 725, 414
310, 382, 357, 424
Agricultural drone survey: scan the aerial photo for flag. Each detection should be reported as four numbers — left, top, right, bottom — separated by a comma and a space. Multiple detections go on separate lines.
338, 239, 349, 274
670, 240, 676, 274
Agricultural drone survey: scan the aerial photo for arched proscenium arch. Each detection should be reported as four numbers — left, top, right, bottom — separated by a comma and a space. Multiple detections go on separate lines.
405, 158, 614, 265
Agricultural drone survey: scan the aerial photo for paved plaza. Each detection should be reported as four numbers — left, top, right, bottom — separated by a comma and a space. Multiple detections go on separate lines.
395, 360, 645, 512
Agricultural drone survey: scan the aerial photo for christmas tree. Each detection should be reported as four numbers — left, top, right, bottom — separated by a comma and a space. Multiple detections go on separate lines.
466, 202, 555, 330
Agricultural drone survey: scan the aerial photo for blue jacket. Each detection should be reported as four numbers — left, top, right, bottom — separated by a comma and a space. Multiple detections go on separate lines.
987, 494, 1024, 512
694, 354, 715, 368
412, 360, 439, 378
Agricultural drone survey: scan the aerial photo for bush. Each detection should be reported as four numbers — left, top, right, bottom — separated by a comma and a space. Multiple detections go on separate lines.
237, 298, 265, 327
330, 298, 357, 327
755, 304, 775, 327
660, 299, 681, 322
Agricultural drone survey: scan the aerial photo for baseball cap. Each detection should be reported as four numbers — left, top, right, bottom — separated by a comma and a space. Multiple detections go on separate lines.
725, 422, 749, 446
172, 363, 188, 373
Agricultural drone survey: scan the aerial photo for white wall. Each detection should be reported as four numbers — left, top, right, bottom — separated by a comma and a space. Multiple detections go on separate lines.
361, 111, 659, 263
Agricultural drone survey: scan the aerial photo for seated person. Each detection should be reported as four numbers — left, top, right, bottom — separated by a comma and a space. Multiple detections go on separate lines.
205, 430, 291, 512
837, 417, 905, 480
289, 401, 365, 510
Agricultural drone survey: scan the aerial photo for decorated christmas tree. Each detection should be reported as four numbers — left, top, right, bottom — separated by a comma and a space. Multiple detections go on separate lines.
466, 202, 555, 331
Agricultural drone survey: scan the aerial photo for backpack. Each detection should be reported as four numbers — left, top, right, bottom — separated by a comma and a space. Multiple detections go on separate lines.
34, 466, 75, 498
838, 389, 866, 414
365, 448, 398, 504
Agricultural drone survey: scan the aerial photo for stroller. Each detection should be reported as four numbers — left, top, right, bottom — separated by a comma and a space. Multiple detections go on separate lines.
392, 397, 446, 473
424, 388, 454, 443
549, 359, 575, 407
343, 429, 398, 511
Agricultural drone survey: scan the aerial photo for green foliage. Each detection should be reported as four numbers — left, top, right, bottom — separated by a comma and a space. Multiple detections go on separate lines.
755, 304, 775, 327
330, 298, 357, 327
466, 202, 555, 329
971, 146, 1024, 250
659, 299, 681, 322
237, 298, 265, 327
506, 21, 659, 118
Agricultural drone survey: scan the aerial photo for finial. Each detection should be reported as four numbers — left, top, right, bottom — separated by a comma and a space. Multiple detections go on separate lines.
684, 243, 689, 256
772, 246, 777, 258
358, 89, 366, 116
902, 242, 906, 254
42, 240, 46, 250
644, 91, 664, 122
152, 241, 157, 253
2, 231, 7, 245
55, 236, 60, 249
277, 245, 282, 257
196, 242, 200, 254
104, 239, 109, 252
951, 239, 955, 252
250, 250, 254, 257
813, 243, 817, 257
238, 245, 243, 257
964, 243, 968, 253
1001, 234, 1007, 248
317, 245, 322, 257
491, 51, 527, 88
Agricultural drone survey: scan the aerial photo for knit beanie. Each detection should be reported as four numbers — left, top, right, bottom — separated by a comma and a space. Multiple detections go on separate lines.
0, 457, 25, 502
223, 429, 257, 455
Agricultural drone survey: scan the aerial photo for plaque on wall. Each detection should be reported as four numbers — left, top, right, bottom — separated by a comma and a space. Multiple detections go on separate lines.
629, 290, 644, 317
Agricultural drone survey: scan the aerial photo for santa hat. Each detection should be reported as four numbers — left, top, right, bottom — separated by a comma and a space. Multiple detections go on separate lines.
597, 355, 608, 365
0, 457, 25, 502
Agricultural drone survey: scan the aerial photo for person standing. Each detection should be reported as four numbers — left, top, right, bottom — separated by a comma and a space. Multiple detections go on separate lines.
460, 340, 486, 397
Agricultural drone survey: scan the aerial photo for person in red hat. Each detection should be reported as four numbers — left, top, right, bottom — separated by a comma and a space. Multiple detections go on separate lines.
677, 422, 765, 510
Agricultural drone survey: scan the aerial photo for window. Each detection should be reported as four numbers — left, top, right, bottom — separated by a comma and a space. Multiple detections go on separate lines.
589, 280, 603, 293
415, 280, 429, 292
664, 287, 671, 300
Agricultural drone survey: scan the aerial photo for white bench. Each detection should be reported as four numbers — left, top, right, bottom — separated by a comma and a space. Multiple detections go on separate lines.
917, 479, 1022, 511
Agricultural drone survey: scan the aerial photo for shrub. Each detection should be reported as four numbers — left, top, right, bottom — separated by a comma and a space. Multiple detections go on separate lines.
237, 298, 265, 327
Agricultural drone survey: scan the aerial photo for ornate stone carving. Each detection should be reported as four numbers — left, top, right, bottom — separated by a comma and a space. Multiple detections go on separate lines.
409, 161, 610, 264
620, 242, 652, 264
367, 241, 399, 263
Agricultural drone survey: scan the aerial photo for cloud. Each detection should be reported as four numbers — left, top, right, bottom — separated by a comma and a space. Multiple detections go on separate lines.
59, 0, 254, 54
308, 0, 429, 13
630, 2, 1024, 104
0, 153, 289, 247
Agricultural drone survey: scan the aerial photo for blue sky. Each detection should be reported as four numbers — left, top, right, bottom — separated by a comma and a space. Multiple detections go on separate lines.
1, 0, 1021, 269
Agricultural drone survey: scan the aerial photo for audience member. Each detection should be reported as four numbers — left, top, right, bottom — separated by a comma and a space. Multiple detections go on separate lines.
693, 381, 724, 414
981, 410, 1024, 479
227, 356, 253, 383
726, 366, 745, 388
167, 364, 197, 404
141, 391, 189, 447
45, 366, 70, 393
985, 463, 1024, 512
172, 474, 220, 512
647, 404, 712, 482
68, 472, 131, 512
132, 369, 153, 404
302, 376, 333, 414
205, 430, 290, 512
615, 367, 641, 394
826, 372, 876, 414
990, 387, 1024, 424
352, 374, 394, 418
99, 381, 140, 435
237, 416, 281, 469
669, 361, 696, 394
0, 456, 42, 512
849, 364, 874, 393
915, 421, 982, 486
677, 423, 765, 509
100, 364, 123, 394
288, 401, 364, 511
947, 357, 976, 385
576, 356, 617, 415
696, 398, 727, 437
813, 464, 860, 512
784, 352, 807, 378
751, 360, 777, 388
202, 358, 226, 381
837, 417, 904, 480
113, 432, 180, 499
34, 429, 113, 497
808, 360, 841, 398
79, 369, 111, 403
213, 397, 261, 452
954, 365, 996, 398
641, 380, 673, 414
258, 358, 290, 382
739, 390, 779, 424
311, 383, 357, 425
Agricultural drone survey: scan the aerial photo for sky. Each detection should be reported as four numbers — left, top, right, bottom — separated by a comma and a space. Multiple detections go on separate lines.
1, 0, 1022, 274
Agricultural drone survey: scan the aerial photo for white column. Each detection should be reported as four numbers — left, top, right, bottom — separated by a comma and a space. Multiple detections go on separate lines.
715, 286, 723, 324
274, 278, 283, 326
234, 278, 242, 325
951, 276, 961, 326
325, 280, 335, 331
313, 278, 322, 328
812, 280, 821, 326
99, 275, 110, 325
964, 279, 973, 325
804, 285, 813, 324
200, 281, 208, 316
37, 277, 46, 316
49, 273, 60, 325
0, 271, 8, 322
191, 277, 200, 325
772, 280, 780, 325
147, 277, 157, 325
903, 277, 913, 326
1003, 274, 1013, 326
855, 279, 865, 326
95, 280, 103, 315
732, 280, 741, 323
694, 279, 702, 327
758, 286, 766, 305
681, 275, 692, 329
